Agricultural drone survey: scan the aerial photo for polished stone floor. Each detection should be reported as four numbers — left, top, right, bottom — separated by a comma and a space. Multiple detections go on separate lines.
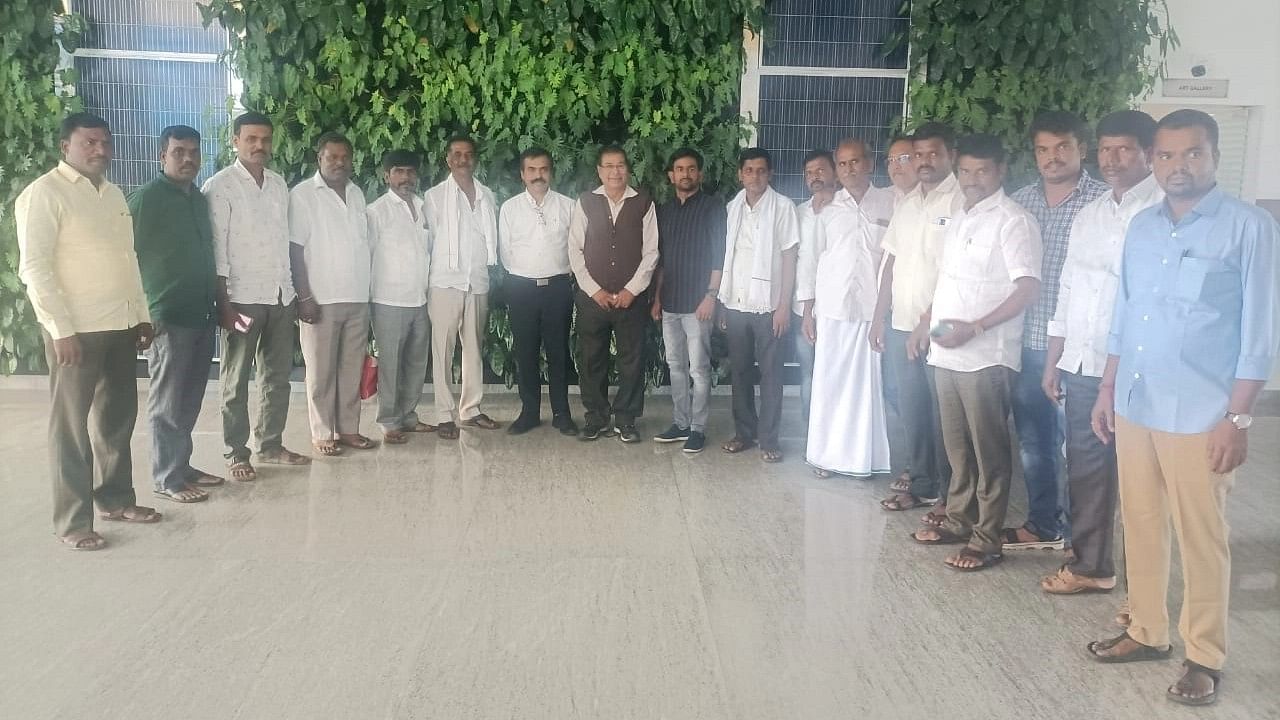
0, 386, 1276, 720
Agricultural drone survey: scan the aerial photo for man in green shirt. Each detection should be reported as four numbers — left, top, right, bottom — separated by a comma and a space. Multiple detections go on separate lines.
129, 125, 222, 503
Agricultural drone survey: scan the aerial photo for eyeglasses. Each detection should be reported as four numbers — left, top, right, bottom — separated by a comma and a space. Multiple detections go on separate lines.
887, 154, 912, 166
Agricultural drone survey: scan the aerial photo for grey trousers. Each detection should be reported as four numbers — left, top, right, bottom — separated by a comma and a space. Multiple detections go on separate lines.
886, 329, 951, 500
936, 365, 1015, 554
1063, 371, 1119, 578
725, 308, 784, 452
145, 323, 215, 492
372, 303, 430, 432
43, 329, 139, 536
661, 311, 713, 432
220, 300, 296, 462
299, 302, 370, 439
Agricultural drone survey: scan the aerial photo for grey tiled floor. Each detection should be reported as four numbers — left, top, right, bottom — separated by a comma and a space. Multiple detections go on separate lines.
0, 387, 1276, 719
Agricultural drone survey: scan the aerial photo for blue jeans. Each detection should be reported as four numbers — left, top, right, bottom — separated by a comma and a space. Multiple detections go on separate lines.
146, 323, 215, 492
1011, 346, 1067, 540
661, 312, 712, 432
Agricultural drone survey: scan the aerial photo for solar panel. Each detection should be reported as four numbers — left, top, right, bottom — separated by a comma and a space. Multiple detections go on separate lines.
76, 0, 226, 54
762, 0, 909, 70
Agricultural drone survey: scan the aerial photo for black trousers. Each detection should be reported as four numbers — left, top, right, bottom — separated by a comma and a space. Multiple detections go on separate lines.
507, 274, 574, 418
574, 289, 648, 427
1063, 371, 1119, 578
725, 308, 783, 451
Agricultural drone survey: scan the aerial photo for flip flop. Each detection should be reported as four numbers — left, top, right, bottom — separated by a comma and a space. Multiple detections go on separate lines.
337, 434, 378, 450
59, 531, 107, 551
721, 437, 756, 454
256, 448, 312, 465
227, 461, 257, 482
760, 449, 784, 464
880, 493, 929, 511
944, 547, 1004, 572
1167, 661, 1222, 706
187, 470, 225, 487
1086, 631, 1173, 664
98, 506, 163, 523
910, 528, 968, 545
312, 441, 344, 457
383, 430, 408, 444
153, 486, 209, 503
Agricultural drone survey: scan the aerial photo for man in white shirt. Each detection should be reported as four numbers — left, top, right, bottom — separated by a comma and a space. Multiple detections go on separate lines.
910, 134, 1043, 572
1039, 111, 1163, 595
719, 148, 799, 463
289, 132, 373, 456
204, 112, 309, 480
870, 123, 964, 518
800, 138, 894, 478
424, 136, 501, 439
791, 150, 837, 427
499, 148, 578, 436
17, 113, 161, 550
567, 145, 660, 443
368, 150, 435, 444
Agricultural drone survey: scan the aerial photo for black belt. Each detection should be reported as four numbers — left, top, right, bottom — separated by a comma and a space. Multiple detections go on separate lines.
508, 272, 571, 287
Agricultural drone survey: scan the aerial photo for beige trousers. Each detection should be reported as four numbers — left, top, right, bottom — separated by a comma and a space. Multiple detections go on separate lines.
1116, 414, 1233, 670
428, 287, 488, 424
299, 302, 369, 440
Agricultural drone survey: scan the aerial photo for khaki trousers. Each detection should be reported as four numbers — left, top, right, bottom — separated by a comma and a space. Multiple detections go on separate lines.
935, 366, 1015, 554
298, 302, 369, 440
428, 287, 488, 424
1116, 415, 1233, 670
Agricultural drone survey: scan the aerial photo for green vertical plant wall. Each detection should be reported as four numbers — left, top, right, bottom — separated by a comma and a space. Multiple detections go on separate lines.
899, 0, 1178, 183
0, 2, 82, 374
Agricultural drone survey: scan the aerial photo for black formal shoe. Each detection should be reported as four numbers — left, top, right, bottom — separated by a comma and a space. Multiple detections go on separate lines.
580, 423, 611, 441
507, 414, 541, 435
682, 431, 706, 454
552, 413, 579, 436
616, 424, 641, 444
653, 424, 690, 443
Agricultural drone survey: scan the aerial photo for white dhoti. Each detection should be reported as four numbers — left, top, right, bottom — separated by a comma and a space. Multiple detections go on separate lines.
805, 317, 890, 476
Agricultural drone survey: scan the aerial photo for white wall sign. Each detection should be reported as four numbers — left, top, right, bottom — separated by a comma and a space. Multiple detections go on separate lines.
1163, 78, 1230, 98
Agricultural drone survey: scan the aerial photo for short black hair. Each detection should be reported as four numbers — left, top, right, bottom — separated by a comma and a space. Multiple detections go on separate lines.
446, 135, 477, 154
667, 147, 703, 171
738, 147, 772, 170
1096, 110, 1157, 149
596, 144, 628, 167
887, 134, 914, 148
519, 146, 553, 168
911, 122, 955, 150
1029, 110, 1089, 145
314, 131, 353, 155
159, 125, 200, 151
956, 133, 1007, 164
801, 149, 835, 170
1156, 109, 1220, 153
60, 112, 110, 141
381, 149, 420, 172
233, 111, 272, 136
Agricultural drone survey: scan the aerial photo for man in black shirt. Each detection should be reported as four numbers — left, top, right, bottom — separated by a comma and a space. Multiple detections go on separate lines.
650, 148, 726, 453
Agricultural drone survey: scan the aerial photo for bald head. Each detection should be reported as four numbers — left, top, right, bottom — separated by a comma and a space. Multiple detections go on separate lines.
835, 138, 874, 196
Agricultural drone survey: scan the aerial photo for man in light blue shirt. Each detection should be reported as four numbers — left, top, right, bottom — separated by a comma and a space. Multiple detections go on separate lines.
1086, 109, 1279, 708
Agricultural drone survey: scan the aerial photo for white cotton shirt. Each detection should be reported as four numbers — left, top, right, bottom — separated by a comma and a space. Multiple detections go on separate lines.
793, 197, 823, 316
367, 190, 430, 307
202, 159, 295, 305
928, 189, 1043, 373
1049, 173, 1164, 376
880, 173, 965, 332
720, 197, 799, 314
499, 189, 574, 278
424, 179, 496, 294
288, 173, 371, 305
810, 188, 885, 323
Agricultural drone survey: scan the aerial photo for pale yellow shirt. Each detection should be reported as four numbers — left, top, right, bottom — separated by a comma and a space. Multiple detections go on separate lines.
16, 162, 150, 339
880, 173, 965, 332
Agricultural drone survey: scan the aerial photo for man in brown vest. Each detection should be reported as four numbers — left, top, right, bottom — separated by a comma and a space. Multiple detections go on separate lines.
567, 145, 660, 443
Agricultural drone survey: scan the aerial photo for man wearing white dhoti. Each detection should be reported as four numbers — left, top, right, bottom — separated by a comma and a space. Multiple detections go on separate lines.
800, 139, 894, 477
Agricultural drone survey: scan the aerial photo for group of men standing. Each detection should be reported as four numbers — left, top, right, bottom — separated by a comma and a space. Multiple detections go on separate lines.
14, 105, 1277, 707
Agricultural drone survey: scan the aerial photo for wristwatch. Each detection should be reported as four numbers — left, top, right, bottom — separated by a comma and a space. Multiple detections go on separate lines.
1226, 412, 1254, 430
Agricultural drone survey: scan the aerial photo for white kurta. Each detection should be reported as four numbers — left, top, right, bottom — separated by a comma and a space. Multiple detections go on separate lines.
804, 189, 890, 476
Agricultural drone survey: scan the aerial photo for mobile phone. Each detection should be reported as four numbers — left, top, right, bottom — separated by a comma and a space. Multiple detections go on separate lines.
234, 313, 254, 334
929, 321, 954, 339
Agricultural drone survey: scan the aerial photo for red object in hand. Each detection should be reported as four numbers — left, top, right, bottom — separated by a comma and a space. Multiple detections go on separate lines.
360, 355, 378, 400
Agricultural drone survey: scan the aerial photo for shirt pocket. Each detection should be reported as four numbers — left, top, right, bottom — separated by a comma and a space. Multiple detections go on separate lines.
1173, 257, 1230, 303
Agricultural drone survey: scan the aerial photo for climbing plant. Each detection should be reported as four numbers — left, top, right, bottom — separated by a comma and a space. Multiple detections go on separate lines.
898, 0, 1178, 184
0, 2, 82, 374
201, 0, 764, 386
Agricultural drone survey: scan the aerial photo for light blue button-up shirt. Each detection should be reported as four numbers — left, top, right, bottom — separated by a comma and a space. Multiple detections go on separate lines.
1107, 186, 1279, 434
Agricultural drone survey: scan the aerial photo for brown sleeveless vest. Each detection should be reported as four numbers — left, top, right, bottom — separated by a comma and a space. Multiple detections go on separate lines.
579, 189, 652, 293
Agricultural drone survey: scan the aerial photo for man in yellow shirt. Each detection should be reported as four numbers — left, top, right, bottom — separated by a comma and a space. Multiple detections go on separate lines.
16, 113, 163, 551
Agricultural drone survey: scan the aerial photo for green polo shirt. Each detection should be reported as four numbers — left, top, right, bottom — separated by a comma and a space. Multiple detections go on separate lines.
128, 176, 216, 328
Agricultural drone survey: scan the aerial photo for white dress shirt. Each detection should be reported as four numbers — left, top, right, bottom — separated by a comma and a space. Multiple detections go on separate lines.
424, 178, 496, 294
809, 188, 885, 323
793, 198, 823, 316
499, 189, 574, 278
288, 173, 371, 305
202, 159, 295, 305
567, 185, 660, 297
367, 190, 430, 307
928, 189, 1043, 373
16, 162, 150, 339
720, 195, 799, 314
1049, 173, 1164, 376
880, 173, 965, 332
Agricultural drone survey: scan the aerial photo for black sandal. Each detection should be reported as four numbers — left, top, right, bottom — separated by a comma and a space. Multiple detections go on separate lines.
944, 547, 1003, 571
1086, 631, 1173, 663
910, 528, 968, 545
1167, 661, 1222, 706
